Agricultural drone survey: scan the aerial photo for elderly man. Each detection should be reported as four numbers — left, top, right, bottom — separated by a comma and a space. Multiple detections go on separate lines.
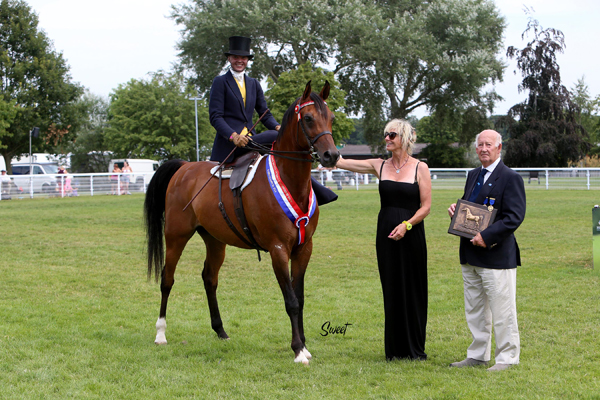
448, 130, 526, 372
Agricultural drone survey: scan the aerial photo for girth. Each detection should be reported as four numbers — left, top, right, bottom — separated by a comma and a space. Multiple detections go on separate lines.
217, 151, 267, 260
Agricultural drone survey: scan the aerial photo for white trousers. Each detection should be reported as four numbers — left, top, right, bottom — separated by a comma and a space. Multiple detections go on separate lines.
461, 264, 520, 365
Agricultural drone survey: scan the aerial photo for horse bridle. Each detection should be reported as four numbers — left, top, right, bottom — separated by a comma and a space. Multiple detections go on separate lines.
249, 99, 333, 163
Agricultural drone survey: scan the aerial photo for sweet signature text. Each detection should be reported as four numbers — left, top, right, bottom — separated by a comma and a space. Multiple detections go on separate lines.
320, 321, 353, 337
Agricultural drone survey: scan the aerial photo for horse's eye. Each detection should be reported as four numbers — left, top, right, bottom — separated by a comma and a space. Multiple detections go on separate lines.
303, 115, 313, 123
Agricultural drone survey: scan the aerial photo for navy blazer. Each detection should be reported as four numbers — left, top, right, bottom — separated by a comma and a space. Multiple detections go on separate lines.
208, 71, 279, 162
459, 160, 526, 269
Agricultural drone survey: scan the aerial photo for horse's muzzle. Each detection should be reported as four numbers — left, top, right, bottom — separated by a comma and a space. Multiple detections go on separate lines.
319, 150, 340, 168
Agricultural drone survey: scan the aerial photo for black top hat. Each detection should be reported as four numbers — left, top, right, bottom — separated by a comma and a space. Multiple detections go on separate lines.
224, 36, 253, 59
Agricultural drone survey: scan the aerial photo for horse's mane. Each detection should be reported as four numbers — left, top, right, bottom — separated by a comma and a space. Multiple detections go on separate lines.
276, 92, 329, 142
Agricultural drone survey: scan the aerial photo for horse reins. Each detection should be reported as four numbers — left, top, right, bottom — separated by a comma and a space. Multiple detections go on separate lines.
182, 100, 333, 212
182, 109, 270, 212
247, 98, 333, 162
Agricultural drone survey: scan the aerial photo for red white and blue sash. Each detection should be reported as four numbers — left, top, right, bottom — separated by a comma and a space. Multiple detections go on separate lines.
266, 154, 317, 245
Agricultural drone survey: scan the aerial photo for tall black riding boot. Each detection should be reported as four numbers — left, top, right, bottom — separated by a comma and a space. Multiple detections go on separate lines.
311, 177, 338, 205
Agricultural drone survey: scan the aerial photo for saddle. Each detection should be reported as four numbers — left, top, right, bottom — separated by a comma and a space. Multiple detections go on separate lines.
214, 151, 267, 260
210, 151, 263, 191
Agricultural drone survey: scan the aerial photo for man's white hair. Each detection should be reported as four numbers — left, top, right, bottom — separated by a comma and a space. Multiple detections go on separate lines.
474, 130, 502, 148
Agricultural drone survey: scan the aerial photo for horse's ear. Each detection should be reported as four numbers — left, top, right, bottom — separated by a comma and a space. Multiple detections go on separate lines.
319, 81, 330, 101
302, 81, 312, 102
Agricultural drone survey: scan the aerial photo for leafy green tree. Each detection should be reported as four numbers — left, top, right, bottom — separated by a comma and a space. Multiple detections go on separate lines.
105, 71, 214, 161
335, 0, 503, 119
570, 77, 600, 155
173, 0, 505, 151
172, 0, 337, 93
265, 62, 353, 143
0, 0, 84, 173
500, 18, 589, 167
416, 114, 466, 167
66, 91, 111, 173
415, 106, 490, 167
342, 118, 367, 145
0, 97, 16, 150
418, 142, 466, 168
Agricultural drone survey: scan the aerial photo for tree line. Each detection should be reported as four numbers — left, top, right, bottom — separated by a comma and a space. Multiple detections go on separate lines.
1, 0, 598, 173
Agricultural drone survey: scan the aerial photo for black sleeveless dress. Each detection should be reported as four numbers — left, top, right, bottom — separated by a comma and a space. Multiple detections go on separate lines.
376, 162, 428, 360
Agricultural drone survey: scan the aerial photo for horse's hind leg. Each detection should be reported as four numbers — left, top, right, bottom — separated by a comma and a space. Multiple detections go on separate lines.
155, 232, 192, 345
198, 232, 229, 339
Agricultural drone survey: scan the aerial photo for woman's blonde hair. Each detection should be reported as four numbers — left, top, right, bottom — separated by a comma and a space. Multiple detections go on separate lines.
384, 119, 416, 155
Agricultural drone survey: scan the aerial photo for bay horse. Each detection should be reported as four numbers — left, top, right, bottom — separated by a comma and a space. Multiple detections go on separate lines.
144, 81, 340, 364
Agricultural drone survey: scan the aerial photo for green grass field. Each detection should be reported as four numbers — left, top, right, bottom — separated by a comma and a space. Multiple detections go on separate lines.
1, 189, 599, 399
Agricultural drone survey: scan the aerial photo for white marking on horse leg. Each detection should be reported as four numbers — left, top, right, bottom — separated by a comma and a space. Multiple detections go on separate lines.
155, 317, 167, 345
294, 352, 309, 365
302, 347, 312, 360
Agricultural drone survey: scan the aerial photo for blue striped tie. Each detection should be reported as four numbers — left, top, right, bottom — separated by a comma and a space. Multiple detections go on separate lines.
468, 168, 488, 202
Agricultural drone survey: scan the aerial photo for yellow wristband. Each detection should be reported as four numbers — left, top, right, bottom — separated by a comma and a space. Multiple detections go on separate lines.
402, 221, 412, 231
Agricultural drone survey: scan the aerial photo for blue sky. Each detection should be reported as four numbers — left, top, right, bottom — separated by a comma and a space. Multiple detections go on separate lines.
26, 0, 600, 117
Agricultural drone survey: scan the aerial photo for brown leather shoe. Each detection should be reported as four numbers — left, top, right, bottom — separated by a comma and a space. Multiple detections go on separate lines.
449, 358, 489, 367
487, 363, 513, 371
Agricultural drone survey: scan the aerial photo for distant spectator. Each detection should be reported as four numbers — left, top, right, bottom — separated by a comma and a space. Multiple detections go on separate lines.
1, 169, 11, 198
57, 166, 66, 196
121, 160, 133, 195
111, 164, 121, 195
64, 169, 73, 197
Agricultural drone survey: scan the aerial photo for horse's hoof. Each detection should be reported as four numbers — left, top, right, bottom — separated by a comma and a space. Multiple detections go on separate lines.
302, 347, 312, 360
294, 352, 310, 365
217, 331, 230, 340
155, 340, 167, 345
155, 318, 167, 345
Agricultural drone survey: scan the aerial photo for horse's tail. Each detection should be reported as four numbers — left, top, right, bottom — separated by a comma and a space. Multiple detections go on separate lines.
144, 159, 186, 282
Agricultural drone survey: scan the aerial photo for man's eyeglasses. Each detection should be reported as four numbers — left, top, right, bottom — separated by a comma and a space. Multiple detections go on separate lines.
384, 131, 398, 140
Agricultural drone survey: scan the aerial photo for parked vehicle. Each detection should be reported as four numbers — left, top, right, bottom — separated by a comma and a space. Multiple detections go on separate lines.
10, 162, 59, 194
108, 159, 159, 192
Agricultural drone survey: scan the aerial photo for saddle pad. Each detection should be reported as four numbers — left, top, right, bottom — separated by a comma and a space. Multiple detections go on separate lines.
209, 155, 265, 192
210, 165, 233, 178
241, 155, 264, 191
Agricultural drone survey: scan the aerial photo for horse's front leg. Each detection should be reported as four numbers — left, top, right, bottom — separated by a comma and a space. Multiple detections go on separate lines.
270, 246, 307, 364
291, 239, 313, 361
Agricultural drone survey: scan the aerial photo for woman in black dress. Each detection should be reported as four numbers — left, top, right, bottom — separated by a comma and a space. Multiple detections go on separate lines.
336, 119, 431, 360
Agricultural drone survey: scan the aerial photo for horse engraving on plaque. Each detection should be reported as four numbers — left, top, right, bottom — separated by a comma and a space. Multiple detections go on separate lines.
448, 199, 498, 239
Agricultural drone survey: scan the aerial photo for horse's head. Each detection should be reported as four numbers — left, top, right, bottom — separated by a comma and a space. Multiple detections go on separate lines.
278, 81, 340, 168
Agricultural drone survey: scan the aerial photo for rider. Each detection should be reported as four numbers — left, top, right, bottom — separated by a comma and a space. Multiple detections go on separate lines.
208, 36, 337, 205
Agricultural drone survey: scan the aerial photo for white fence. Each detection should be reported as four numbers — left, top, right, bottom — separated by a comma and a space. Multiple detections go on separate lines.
315, 167, 600, 191
0, 172, 154, 200
2, 167, 600, 201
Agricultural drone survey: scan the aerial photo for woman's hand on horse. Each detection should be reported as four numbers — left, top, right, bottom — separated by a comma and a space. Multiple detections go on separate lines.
232, 132, 249, 147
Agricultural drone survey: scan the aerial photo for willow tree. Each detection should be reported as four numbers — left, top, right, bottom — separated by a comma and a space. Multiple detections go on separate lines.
500, 18, 589, 167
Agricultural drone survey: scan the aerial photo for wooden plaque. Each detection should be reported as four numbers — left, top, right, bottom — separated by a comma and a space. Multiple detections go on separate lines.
448, 199, 498, 239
